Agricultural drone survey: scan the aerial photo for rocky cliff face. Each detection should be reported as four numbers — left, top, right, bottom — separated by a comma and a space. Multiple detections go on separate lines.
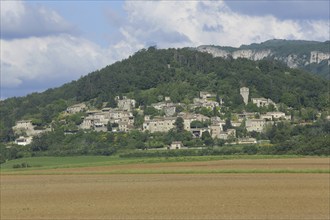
198, 47, 273, 61
196, 41, 330, 76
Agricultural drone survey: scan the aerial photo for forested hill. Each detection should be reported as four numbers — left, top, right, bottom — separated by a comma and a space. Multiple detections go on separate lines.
0, 46, 328, 141
197, 39, 330, 77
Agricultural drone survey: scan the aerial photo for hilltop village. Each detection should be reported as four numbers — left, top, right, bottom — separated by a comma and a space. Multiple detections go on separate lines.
12, 87, 297, 148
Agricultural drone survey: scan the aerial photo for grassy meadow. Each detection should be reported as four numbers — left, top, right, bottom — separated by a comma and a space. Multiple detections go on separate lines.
1, 155, 328, 175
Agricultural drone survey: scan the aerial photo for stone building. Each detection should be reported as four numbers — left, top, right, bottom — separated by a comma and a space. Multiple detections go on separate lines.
261, 112, 288, 121
251, 98, 275, 108
66, 103, 86, 114
178, 112, 210, 131
240, 87, 249, 105
12, 120, 46, 136
117, 97, 136, 112
143, 116, 176, 133
14, 136, 33, 146
168, 141, 185, 150
245, 119, 269, 132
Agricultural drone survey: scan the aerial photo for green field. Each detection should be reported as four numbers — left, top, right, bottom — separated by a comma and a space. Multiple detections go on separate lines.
1, 155, 328, 174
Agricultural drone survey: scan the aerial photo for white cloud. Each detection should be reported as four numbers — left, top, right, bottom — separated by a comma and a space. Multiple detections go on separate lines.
1, 35, 115, 89
120, 1, 329, 48
1, 1, 76, 39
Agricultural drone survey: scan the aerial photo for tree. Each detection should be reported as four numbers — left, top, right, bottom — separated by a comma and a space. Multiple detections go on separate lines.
106, 96, 117, 108
223, 118, 232, 131
133, 113, 144, 128
107, 122, 112, 131
190, 120, 204, 128
31, 135, 49, 152
202, 131, 213, 146
216, 93, 221, 104
144, 106, 160, 117
174, 117, 184, 132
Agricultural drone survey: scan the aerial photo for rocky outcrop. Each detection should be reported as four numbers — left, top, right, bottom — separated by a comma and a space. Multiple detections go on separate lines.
310, 51, 330, 64
196, 45, 330, 70
232, 49, 272, 60
197, 46, 272, 60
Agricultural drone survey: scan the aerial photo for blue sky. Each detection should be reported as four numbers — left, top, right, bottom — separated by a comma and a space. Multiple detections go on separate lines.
1, 0, 329, 99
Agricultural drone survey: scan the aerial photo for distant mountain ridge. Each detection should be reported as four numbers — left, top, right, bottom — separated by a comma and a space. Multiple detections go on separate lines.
197, 39, 330, 77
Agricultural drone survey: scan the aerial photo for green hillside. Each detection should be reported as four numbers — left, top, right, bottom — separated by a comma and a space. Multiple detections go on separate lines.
0, 46, 329, 163
0, 46, 328, 140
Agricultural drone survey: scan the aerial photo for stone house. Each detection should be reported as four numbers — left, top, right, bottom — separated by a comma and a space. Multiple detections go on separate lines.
237, 112, 258, 121
191, 127, 210, 138
12, 120, 46, 136
143, 116, 176, 133
231, 122, 242, 127
260, 114, 273, 121
178, 112, 210, 131
193, 98, 219, 109
209, 124, 224, 139
80, 117, 101, 130
240, 87, 249, 105
117, 97, 136, 111
66, 103, 86, 114
260, 112, 290, 121
237, 137, 257, 144
218, 129, 236, 140
14, 136, 33, 146
13, 120, 34, 131
109, 110, 134, 124
209, 117, 226, 139
164, 96, 171, 102
199, 91, 215, 99
151, 102, 167, 110
80, 108, 134, 132
151, 102, 177, 117
118, 122, 134, 132
168, 141, 185, 150
245, 119, 271, 132
80, 111, 108, 130
164, 105, 176, 117
251, 98, 276, 108
210, 116, 221, 124
268, 112, 288, 120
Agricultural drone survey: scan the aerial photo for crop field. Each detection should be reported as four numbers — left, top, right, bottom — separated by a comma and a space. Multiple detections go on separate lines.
1, 157, 329, 219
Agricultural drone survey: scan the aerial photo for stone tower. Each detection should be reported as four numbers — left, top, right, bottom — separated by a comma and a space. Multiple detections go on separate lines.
240, 87, 249, 105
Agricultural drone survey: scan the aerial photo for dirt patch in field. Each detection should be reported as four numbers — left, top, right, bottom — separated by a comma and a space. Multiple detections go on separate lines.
1, 173, 329, 219
30, 157, 330, 174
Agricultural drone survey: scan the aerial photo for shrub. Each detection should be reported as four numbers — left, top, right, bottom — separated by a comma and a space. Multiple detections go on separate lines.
12, 162, 31, 169
13, 164, 22, 168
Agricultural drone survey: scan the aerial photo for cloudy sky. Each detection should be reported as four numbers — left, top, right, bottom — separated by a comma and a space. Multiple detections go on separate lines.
1, 0, 329, 99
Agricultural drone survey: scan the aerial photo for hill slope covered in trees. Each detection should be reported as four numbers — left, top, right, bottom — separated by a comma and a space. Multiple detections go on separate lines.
1, 46, 329, 141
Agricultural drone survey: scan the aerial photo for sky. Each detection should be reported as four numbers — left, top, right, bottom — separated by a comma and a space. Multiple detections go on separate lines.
1, 0, 329, 99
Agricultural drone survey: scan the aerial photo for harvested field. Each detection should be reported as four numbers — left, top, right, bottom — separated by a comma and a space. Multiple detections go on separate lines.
1, 158, 329, 219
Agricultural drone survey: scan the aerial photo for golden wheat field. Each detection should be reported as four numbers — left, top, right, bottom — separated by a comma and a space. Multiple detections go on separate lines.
1, 158, 329, 220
